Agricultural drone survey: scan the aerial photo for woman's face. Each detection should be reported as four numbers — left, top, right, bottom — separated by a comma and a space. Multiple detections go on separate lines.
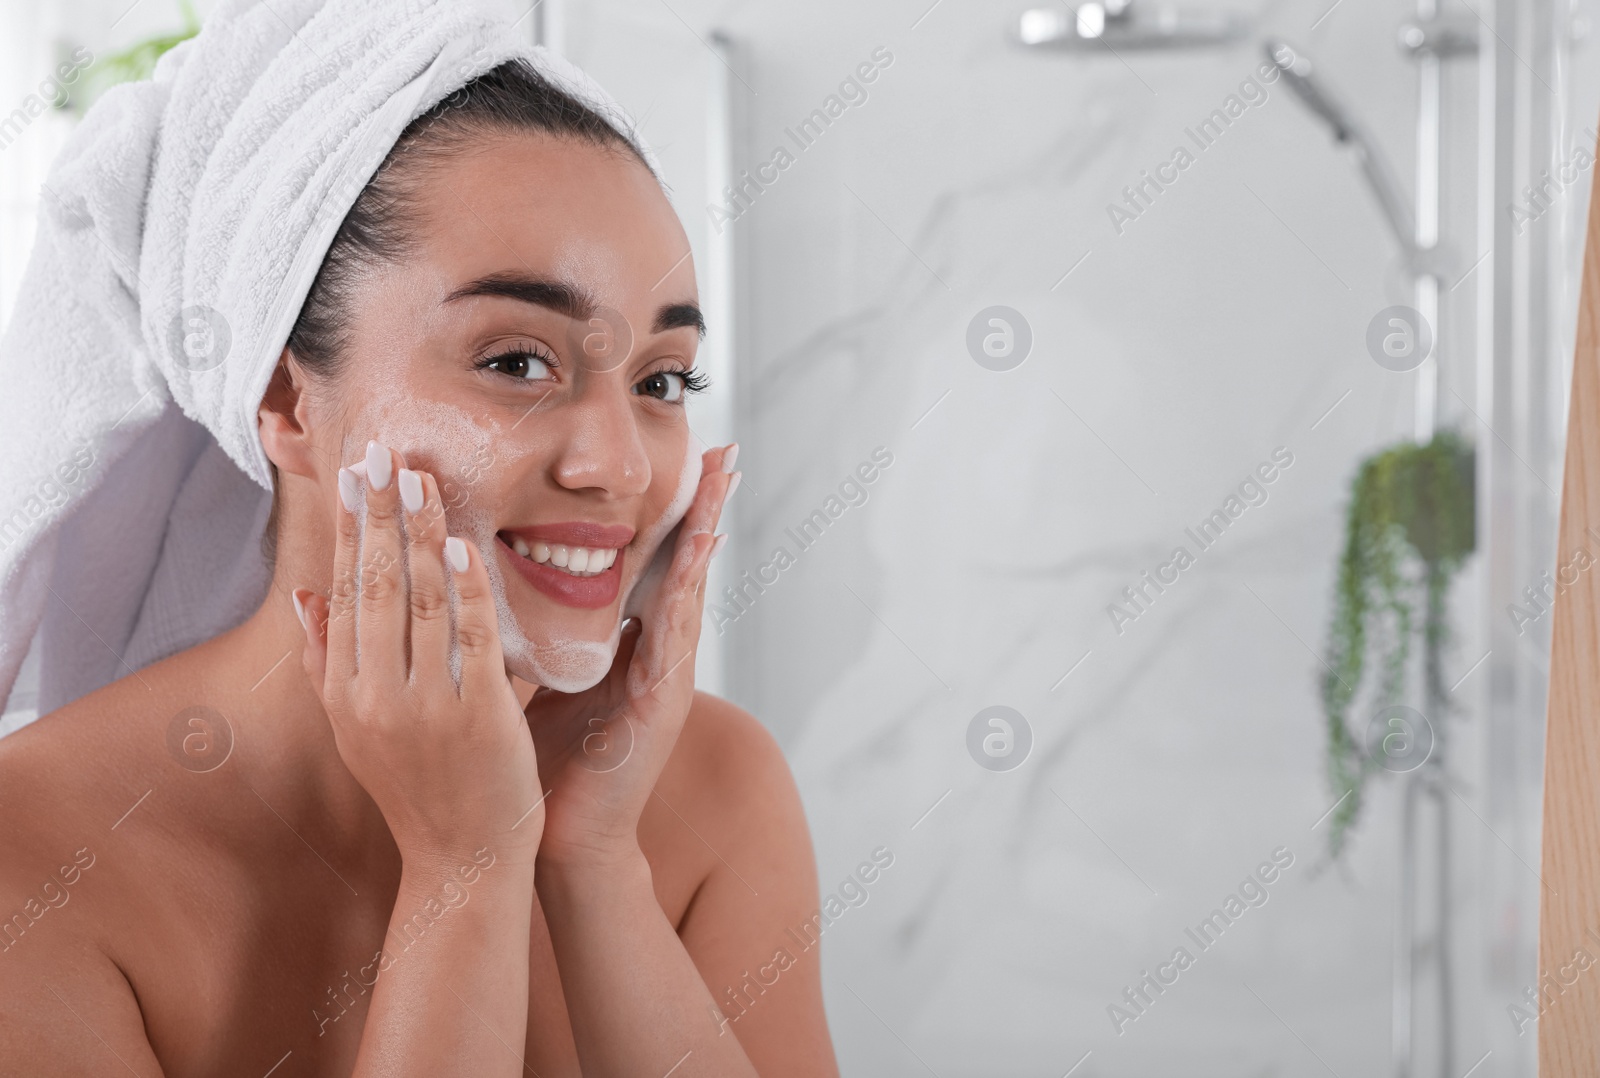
305, 131, 704, 691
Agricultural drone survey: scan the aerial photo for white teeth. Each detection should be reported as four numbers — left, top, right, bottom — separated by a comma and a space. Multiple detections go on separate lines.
506, 536, 620, 577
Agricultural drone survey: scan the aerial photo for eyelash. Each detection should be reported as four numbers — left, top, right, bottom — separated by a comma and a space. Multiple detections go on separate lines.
472, 345, 708, 401
473, 343, 560, 381
674, 367, 711, 394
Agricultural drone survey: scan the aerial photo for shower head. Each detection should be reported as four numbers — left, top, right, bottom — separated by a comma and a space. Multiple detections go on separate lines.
1016, 1, 1247, 51
1265, 39, 1421, 266
1265, 39, 1353, 141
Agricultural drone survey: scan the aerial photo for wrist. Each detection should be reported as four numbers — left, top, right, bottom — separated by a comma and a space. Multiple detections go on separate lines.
399, 842, 533, 896
393, 816, 542, 874
535, 839, 651, 897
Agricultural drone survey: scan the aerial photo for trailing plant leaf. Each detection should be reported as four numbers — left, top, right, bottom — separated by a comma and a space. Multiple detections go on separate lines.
1320, 429, 1474, 858
79, 0, 200, 108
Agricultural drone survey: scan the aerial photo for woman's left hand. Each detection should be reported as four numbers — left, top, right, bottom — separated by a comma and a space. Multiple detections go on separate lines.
523, 443, 736, 868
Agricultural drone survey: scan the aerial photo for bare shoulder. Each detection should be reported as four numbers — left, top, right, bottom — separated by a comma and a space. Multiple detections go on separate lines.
657, 692, 806, 849
0, 675, 156, 857
670, 692, 792, 794
0, 915, 161, 1075
0, 668, 170, 943
0, 683, 165, 1072
645, 691, 817, 904
652, 703, 839, 1075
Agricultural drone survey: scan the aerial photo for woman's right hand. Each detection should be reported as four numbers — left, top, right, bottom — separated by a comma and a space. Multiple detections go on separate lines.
292, 441, 543, 870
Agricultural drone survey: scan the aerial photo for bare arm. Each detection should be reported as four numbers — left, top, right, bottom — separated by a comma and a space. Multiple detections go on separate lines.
524, 445, 836, 1075
538, 698, 836, 1078
1, 450, 539, 1077
0, 941, 167, 1076
538, 851, 752, 1076
671, 700, 839, 1077
298, 447, 544, 1076
352, 852, 536, 1075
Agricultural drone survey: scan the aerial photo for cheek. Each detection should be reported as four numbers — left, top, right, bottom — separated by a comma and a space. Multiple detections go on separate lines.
351, 389, 513, 507
620, 432, 703, 621
652, 431, 702, 536
647, 431, 698, 520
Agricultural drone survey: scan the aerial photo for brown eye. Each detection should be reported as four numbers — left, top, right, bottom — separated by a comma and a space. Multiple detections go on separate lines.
635, 370, 686, 402
478, 348, 555, 382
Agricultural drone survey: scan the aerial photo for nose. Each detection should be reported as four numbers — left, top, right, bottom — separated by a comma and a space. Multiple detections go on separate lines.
548, 380, 652, 499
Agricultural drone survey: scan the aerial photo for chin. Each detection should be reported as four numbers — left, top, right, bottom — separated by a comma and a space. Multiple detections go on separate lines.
464, 438, 700, 694
484, 523, 676, 694
489, 541, 624, 693
501, 625, 620, 694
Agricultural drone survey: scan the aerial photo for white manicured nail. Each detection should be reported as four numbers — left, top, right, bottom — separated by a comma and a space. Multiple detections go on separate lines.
722, 471, 742, 511
399, 469, 423, 513
721, 443, 740, 474
337, 468, 358, 512
291, 589, 307, 629
710, 533, 728, 559
445, 536, 469, 573
366, 441, 392, 491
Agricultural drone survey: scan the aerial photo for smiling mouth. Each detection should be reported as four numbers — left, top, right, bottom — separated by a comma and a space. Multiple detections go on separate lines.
493, 523, 635, 610
503, 535, 618, 577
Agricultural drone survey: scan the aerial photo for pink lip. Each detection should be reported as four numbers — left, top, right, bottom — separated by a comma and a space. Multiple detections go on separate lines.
500, 521, 637, 548
496, 534, 626, 610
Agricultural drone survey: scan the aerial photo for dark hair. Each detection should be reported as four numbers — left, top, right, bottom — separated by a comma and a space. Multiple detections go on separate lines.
264, 59, 649, 563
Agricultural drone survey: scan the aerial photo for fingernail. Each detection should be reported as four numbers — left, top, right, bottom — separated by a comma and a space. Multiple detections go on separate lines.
722, 471, 742, 511
337, 468, 359, 512
445, 536, 470, 573
366, 441, 392, 491
291, 589, 308, 629
721, 443, 740, 474
710, 533, 728, 559
399, 469, 423, 513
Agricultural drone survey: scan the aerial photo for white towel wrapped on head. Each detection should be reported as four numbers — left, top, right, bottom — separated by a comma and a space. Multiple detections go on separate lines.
0, 0, 650, 717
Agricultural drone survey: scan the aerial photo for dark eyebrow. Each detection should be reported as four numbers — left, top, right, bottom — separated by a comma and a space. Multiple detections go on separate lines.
444, 272, 705, 340
442, 273, 598, 322
654, 302, 706, 339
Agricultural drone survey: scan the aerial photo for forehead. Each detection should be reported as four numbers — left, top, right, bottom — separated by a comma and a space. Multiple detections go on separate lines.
408, 131, 694, 307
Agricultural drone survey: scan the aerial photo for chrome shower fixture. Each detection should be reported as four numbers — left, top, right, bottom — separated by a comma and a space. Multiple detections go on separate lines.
1397, 15, 1479, 59
1265, 38, 1423, 268
1016, 0, 1247, 50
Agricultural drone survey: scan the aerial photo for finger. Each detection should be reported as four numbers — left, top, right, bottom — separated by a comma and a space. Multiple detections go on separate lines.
713, 441, 736, 531
713, 470, 741, 534
294, 588, 329, 694
629, 530, 714, 701
681, 447, 734, 546
621, 444, 732, 703
446, 536, 510, 706
400, 469, 451, 682
704, 442, 740, 561
325, 465, 363, 690
356, 441, 407, 685
654, 456, 727, 641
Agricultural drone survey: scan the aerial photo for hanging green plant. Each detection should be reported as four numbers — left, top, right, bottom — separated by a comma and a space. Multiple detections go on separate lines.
78, 0, 201, 108
1319, 429, 1475, 858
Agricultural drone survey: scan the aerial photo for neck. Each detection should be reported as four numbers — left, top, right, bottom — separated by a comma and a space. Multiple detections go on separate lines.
204, 572, 386, 852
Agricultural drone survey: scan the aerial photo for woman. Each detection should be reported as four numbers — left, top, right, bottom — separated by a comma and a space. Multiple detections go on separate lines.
0, 5, 836, 1076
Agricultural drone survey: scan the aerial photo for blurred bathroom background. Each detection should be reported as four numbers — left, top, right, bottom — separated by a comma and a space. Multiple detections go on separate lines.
4, 0, 1597, 1073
